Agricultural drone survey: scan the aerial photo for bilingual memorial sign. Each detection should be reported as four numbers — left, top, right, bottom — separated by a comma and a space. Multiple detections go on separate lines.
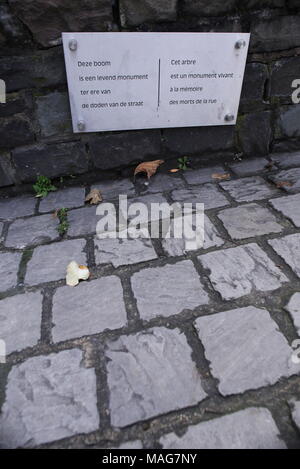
62, 32, 250, 133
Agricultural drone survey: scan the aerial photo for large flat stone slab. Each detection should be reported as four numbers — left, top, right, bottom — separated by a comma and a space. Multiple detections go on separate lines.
183, 166, 225, 185
94, 238, 157, 267
199, 243, 288, 300
160, 408, 286, 449
221, 176, 278, 202
270, 152, 300, 169
25, 239, 87, 285
269, 193, 300, 228
39, 187, 85, 213
92, 178, 135, 201
269, 234, 300, 277
269, 168, 300, 193
0, 291, 42, 355
0, 195, 36, 220
67, 206, 98, 237
106, 327, 207, 427
5, 214, 59, 248
285, 293, 300, 334
229, 158, 269, 177
142, 173, 185, 194
0, 251, 22, 292
171, 184, 229, 210
0, 349, 99, 448
195, 306, 300, 395
218, 203, 283, 240
52, 276, 127, 342
131, 260, 209, 320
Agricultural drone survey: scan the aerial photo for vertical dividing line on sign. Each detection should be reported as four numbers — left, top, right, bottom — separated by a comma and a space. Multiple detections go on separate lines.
157, 58, 161, 109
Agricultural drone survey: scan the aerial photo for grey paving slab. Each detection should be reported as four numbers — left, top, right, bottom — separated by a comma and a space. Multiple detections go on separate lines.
25, 239, 87, 285
285, 293, 300, 335
183, 166, 225, 185
106, 327, 207, 427
92, 178, 135, 201
229, 158, 269, 177
0, 196, 36, 221
124, 193, 169, 222
218, 203, 283, 240
67, 206, 97, 237
39, 187, 86, 213
269, 168, 300, 193
160, 408, 286, 449
270, 151, 300, 169
220, 176, 278, 202
0, 349, 99, 448
199, 243, 288, 300
0, 251, 22, 292
269, 233, 300, 277
290, 401, 300, 431
94, 238, 157, 267
142, 173, 185, 194
195, 306, 300, 395
171, 184, 229, 210
52, 276, 127, 342
5, 213, 59, 249
131, 260, 209, 320
162, 215, 224, 256
270, 193, 300, 227
0, 291, 42, 354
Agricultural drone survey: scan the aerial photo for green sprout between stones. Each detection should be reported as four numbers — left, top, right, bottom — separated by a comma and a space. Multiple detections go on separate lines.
33, 175, 57, 198
57, 208, 69, 236
177, 156, 189, 171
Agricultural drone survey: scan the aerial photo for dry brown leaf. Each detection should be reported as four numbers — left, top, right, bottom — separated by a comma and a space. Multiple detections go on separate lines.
85, 188, 102, 205
211, 172, 231, 181
52, 209, 58, 218
169, 168, 180, 173
134, 160, 164, 179
275, 181, 293, 188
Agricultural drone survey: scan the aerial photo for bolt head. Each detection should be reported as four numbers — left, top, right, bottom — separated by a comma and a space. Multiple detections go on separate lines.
69, 39, 77, 51
225, 114, 235, 122
77, 121, 85, 132
235, 39, 246, 50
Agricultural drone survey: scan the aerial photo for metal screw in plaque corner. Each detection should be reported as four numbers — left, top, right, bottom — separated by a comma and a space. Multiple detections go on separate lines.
235, 39, 246, 50
77, 120, 85, 132
69, 39, 78, 51
224, 114, 235, 123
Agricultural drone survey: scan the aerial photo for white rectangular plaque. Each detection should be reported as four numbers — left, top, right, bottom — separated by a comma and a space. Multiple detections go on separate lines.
62, 32, 250, 133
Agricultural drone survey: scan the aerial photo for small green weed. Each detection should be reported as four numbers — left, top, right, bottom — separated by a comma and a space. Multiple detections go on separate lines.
33, 176, 57, 198
177, 156, 190, 171
57, 208, 69, 236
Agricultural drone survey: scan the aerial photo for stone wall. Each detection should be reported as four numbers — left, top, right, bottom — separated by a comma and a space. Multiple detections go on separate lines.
1, 0, 300, 188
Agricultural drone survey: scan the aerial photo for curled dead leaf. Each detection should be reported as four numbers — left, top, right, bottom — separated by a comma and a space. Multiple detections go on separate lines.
275, 181, 293, 188
134, 160, 164, 179
211, 173, 231, 181
85, 188, 102, 205
66, 261, 90, 287
169, 168, 180, 173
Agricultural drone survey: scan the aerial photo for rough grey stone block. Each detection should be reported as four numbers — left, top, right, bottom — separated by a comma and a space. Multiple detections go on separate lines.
0, 291, 42, 354
251, 16, 300, 53
195, 306, 300, 395
270, 57, 300, 102
0, 251, 21, 292
12, 142, 88, 183
5, 213, 59, 248
52, 276, 127, 342
113, 441, 143, 449
162, 215, 224, 256
171, 184, 229, 210
290, 401, 300, 431
67, 206, 98, 237
269, 168, 300, 194
237, 111, 271, 156
241, 63, 268, 104
160, 407, 286, 449
120, 0, 177, 26
131, 260, 209, 320
199, 243, 288, 300
0, 349, 99, 448
183, 0, 236, 16
106, 327, 207, 427
143, 173, 185, 194
8, 0, 113, 47
92, 178, 135, 201
0, 195, 35, 220
269, 194, 300, 227
229, 158, 269, 177
270, 151, 300, 169
0, 115, 35, 150
0, 156, 14, 187
269, 234, 300, 277
94, 238, 157, 267
25, 239, 87, 286
276, 105, 300, 139
39, 187, 85, 213
89, 130, 161, 170
221, 176, 277, 202
183, 166, 225, 185
218, 203, 283, 240
285, 293, 300, 335
36, 91, 72, 137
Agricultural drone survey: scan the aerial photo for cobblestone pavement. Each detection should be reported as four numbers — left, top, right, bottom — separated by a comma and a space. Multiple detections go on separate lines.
1, 153, 300, 449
